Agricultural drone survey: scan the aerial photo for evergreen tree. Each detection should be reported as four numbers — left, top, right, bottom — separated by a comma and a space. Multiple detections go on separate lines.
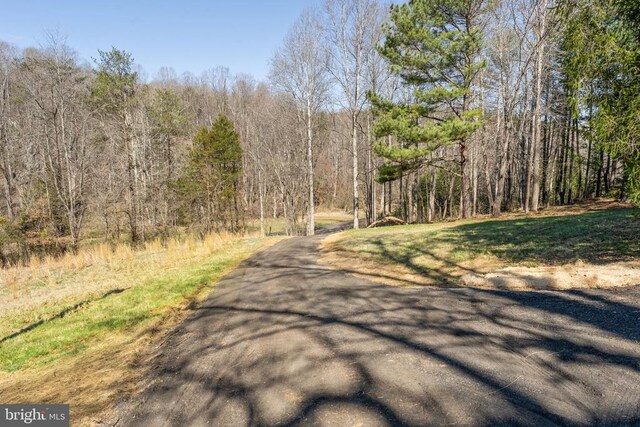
560, 0, 640, 204
148, 88, 187, 178
368, 0, 486, 218
176, 115, 243, 232
90, 48, 143, 243
91, 48, 137, 117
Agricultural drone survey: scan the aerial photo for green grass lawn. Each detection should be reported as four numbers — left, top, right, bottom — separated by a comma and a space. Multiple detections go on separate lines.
323, 208, 640, 287
0, 234, 283, 424
0, 239, 258, 371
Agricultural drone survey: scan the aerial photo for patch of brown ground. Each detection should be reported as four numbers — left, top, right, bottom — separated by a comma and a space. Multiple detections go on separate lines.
0, 334, 143, 426
421, 198, 634, 227
322, 239, 640, 291
460, 261, 640, 290
321, 235, 499, 288
0, 288, 218, 426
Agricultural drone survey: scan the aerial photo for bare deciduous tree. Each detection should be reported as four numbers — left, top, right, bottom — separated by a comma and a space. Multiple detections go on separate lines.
271, 9, 330, 236
21, 36, 91, 248
324, 0, 382, 228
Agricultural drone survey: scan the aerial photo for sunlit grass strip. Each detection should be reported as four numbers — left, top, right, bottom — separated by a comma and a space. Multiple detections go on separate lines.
1, 232, 247, 334
0, 234, 282, 371
322, 208, 640, 288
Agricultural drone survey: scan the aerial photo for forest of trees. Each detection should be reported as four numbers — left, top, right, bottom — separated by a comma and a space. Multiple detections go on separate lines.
0, 0, 637, 264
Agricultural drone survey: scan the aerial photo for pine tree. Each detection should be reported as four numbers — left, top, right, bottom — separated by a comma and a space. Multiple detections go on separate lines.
176, 115, 243, 232
368, 0, 486, 218
560, 0, 640, 204
90, 48, 143, 243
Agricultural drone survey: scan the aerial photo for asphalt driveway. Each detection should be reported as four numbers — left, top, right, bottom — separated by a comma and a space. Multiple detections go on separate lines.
117, 234, 640, 426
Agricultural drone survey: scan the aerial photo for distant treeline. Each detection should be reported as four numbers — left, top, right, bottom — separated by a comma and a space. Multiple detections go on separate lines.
0, 0, 638, 264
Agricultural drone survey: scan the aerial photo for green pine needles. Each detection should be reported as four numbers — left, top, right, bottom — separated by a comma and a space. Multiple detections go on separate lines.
368, 0, 486, 184
175, 115, 243, 232
560, 0, 640, 205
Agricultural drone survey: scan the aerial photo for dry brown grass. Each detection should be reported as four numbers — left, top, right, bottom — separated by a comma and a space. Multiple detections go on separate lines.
0, 333, 141, 426
0, 301, 211, 427
322, 232, 502, 288
467, 198, 633, 222
244, 210, 352, 235
0, 232, 284, 426
0, 232, 244, 332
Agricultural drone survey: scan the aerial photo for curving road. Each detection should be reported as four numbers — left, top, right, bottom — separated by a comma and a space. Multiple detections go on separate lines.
117, 232, 640, 426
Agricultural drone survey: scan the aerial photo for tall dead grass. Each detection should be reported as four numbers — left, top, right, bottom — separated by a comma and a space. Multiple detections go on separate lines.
0, 231, 250, 327
0, 230, 277, 426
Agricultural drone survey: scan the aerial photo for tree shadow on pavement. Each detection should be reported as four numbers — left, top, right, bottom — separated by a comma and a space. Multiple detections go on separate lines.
118, 236, 640, 427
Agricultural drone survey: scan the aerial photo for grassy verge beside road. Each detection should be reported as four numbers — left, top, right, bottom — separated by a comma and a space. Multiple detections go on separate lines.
0, 233, 283, 425
322, 205, 640, 290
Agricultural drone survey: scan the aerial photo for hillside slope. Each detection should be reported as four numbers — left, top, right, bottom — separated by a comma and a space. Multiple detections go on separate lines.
322, 203, 640, 290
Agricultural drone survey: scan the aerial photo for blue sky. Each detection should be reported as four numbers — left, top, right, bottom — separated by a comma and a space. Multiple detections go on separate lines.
1, 0, 319, 81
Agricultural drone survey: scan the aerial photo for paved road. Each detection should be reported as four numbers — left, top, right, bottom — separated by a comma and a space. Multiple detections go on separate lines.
118, 233, 640, 426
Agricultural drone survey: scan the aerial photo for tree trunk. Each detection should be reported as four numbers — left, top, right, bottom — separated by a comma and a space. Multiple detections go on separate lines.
352, 111, 359, 229
429, 167, 437, 222
460, 142, 472, 218
258, 168, 265, 237
529, 3, 547, 213
306, 101, 315, 236
567, 119, 576, 204
124, 114, 140, 245
583, 105, 593, 199
596, 148, 604, 197
493, 120, 512, 215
